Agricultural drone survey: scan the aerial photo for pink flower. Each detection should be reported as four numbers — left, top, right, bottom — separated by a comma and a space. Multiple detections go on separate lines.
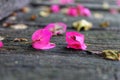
0, 41, 3, 48
67, 7, 78, 17
45, 22, 67, 35
110, 9, 118, 14
51, 5, 60, 13
77, 5, 91, 17
32, 29, 56, 50
67, 5, 91, 17
66, 31, 87, 50
60, 0, 74, 4
117, 0, 120, 6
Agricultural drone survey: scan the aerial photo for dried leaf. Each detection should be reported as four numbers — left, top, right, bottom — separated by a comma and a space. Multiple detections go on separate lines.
102, 50, 120, 61
14, 38, 28, 42
30, 15, 37, 21
10, 24, 28, 30
72, 19, 92, 31
2, 22, 12, 27
102, 2, 109, 9
21, 7, 31, 13
0, 36, 5, 40
39, 11, 50, 17
94, 13, 103, 19
100, 21, 110, 28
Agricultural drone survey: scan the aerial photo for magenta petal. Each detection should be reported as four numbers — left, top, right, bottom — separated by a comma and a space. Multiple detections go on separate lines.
66, 31, 87, 50
80, 8, 91, 17
39, 43, 56, 50
32, 42, 56, 50
67, 7, 78, 17
31, 29, 55, 50
51, 5, 60, 13
60, 0, 74, 4
32, 29, 52, 43
117, 0, 120, 6
0, 41, 3, 48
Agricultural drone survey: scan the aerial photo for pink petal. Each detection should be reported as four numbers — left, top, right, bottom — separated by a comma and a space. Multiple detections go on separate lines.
31, 29, 55, 50
39, 43, 56, 49
0, 41, 3, 48
60, 0, 74, 4
79, 8, 91, 17
117, 0, 120, 6
77, 5, 91, 17
67, 7, 78, 17
51, 5, 60, 13
32, 29, 52, 43
110, 9, 118, 14
32, 42, 56, 50
45, 22, 67, 35
66, 31, 87, 50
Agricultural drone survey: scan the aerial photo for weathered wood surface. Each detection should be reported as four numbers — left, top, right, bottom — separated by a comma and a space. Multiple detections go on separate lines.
0, 0, 120, 80
0, 0, 30, 20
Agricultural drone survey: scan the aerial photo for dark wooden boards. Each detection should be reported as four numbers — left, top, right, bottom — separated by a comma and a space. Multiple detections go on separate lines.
0, 0, 31, 20
0, 0, 120, 80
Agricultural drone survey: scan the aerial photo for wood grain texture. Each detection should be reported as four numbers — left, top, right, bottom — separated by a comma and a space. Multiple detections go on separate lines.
0, 0, 120, 80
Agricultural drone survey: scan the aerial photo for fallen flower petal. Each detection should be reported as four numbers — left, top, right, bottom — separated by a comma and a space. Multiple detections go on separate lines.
45, 22, 67, 35
51, 5, 60, 13
32, 29, 56, 50
80, 8, 91, 17
77, 5, 91, 17
66, 31, 87, 50
117, 0, 120, 6
60, 0, 74, 4
0, 41, 3, 48
67, 7, 78, 17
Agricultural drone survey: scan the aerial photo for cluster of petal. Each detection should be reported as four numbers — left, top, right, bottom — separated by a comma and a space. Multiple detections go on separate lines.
67, 5, 91, 17
32, 29, 56, 50
51, 5, 60, 13
67, 7, 78, 17
0, 41, 3, 48
66, 32, 87, 50
117, 0, 120, 6
45, 22, 67, 35
59, 0, 74, 4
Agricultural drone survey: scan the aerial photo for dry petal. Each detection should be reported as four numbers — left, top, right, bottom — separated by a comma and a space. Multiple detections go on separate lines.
73, 19, 92, 31
10, 24, 28, 30
100, 21, 110, 28
2, 22, 12, 27
14, 38, 28, 42
102, 50, 120, 61
102, 2, 109, 9
94, 13, 103, 19
0, 36, 5, 40
10, 12, 17, 16
21, 7, 30, 13
30, 15, 37, 21
8, 16, 17, 21
39, 11, 50, 17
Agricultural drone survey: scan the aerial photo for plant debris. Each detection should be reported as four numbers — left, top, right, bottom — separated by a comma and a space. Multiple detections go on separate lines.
13, 38, 28, 42
30, 15, 37, 21
100, 21, 110, 28
102, 50, 120, 61
10, 24, 28, 30
21, 7, 30, 13
72, 19, 93, 31
0, 36, 5, 41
